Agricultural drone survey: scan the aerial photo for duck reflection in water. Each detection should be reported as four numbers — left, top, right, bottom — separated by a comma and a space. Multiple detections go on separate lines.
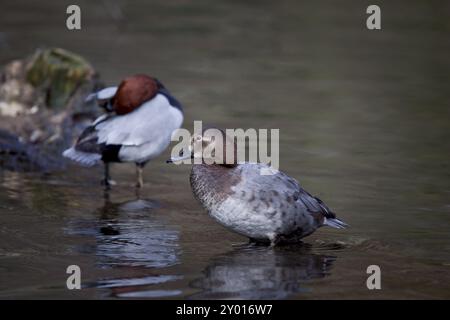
189, 244, 335, 299
66, 193, 181, 298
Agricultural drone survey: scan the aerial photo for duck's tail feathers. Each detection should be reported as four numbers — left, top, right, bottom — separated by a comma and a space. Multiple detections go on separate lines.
62, 147, 102, 167
324, 217, 349, 229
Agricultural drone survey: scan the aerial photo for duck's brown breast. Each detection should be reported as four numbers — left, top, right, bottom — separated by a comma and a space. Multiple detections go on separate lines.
190, 164, 242, 209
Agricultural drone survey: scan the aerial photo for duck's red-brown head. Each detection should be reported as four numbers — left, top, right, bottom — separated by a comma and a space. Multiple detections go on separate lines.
113, 74, 158, 115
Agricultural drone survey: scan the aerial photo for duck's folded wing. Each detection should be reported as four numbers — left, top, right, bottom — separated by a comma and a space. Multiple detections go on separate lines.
75, 126, 102, 153
62, 113, 112, 166
236, 164, 347, 229
238, 164, 335, 217
94, 94, 182, 146
263, 167, 335, 218
296, 188, 335, 219
234, 164, 302, 208
62, 125, 103, 166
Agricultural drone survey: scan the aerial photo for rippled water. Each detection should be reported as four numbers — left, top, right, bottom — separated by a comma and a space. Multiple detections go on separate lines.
1, 0, 450, 299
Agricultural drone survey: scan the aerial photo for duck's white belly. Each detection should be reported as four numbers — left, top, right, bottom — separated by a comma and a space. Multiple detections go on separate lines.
209, 195, 316, 241
118, 134, 172, 163
211, 197, 281, 240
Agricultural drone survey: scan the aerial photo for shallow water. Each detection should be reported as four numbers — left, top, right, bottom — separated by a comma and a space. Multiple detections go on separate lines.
1, 0, 450, 299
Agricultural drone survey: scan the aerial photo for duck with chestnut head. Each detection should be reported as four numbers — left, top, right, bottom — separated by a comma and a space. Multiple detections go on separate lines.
63, 74, 183, 189
168, 129, 347, 245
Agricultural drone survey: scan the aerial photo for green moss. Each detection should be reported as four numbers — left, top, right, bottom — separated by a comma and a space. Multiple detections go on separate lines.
26, 48, 95, 109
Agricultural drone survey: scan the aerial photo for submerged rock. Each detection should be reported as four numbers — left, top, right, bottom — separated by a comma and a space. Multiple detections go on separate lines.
0, 48, 103, 172
0, 129, 49, 172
